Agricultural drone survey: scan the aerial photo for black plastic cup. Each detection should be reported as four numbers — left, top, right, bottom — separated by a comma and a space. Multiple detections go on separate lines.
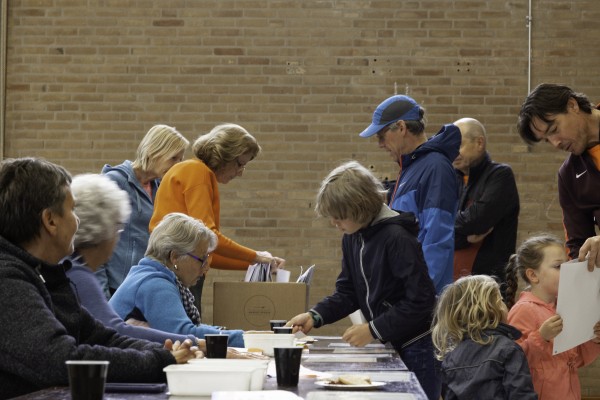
66, 360, 109, 400
270, 320, 288, 330
205, 334, 229, 358
273, 326, 293, 334
274, 347, 303, 387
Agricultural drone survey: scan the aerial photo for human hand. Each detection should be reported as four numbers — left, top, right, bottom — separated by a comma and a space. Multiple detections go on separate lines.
539, 314, 563, 341
226, 347, 269, 360
286, 312, 313, 334
342, 323, 374, 347
164, 339, 204, 364
255, 251, 286, 271
467, 227, 493, 244
593, 321, 600, 344
125, 318, 150, 328
578, 236, 600, 272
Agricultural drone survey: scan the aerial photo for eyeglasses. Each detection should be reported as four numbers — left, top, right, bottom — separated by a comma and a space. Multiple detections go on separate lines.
235, 158, 247, 171
186, 252, 209, 267
376, 122, 400, 142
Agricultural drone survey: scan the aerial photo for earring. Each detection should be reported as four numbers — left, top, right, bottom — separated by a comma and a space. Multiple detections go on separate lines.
173, 264, 178, 270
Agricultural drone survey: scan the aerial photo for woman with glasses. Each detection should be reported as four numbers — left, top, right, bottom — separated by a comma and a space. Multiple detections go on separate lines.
149, 123, 285, 316
110, 212, 245, 347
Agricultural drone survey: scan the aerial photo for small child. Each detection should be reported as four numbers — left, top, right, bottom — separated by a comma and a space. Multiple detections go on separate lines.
432, 275, 538, 399
287, 161, 440, 400
506, 234, 600, 400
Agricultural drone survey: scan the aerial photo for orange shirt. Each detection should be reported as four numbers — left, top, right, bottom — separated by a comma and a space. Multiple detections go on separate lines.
149, 158, 256, 270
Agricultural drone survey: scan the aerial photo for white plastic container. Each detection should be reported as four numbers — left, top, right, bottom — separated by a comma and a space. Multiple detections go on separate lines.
164, 359, 268, 396
243, 333, 296, 356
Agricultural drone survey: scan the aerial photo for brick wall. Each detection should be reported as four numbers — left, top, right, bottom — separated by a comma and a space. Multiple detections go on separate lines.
3, 0, 600, 393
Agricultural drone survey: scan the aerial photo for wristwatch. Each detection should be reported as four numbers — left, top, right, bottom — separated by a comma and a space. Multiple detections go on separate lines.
308, 310, 323, 328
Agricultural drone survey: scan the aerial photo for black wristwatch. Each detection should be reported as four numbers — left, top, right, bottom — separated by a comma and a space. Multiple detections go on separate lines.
308, 310, 323, 328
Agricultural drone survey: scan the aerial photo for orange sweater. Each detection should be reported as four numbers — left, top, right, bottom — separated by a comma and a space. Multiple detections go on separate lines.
149, 158, 256, 270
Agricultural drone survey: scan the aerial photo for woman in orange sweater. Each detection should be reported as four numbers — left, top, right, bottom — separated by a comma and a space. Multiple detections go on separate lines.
150, 123, 285, 314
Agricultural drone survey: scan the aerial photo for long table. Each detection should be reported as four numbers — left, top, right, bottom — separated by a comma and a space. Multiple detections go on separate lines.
13, 336, 427, 400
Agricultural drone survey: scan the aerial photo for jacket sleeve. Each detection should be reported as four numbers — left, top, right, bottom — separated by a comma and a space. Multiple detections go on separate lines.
312, 248, 361, 325
455, 165, 518, 237
133, 276, 244, 347
558, 170, 597, 259
69, 268, 194, 344
370, 233, 435, 343
502, 344, 539, 399
182, 183, 256, 270
507, 303, 550, 358
414, 160, 458, 293
0, 272, 173, 388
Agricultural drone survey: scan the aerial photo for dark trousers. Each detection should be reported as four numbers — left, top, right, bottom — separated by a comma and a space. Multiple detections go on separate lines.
400, 333, 442, 400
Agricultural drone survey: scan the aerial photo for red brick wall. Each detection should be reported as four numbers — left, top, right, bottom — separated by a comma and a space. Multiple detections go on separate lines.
3, 0, 600, 393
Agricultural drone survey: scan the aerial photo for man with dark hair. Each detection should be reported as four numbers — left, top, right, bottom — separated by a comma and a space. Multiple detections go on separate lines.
0, 157, 199, 398
453, 118, 520, 286
359, 95, 461, 293
517, 83, 600, 271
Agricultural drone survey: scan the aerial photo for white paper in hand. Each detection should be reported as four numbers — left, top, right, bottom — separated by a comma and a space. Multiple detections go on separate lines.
553, 260, 600, 355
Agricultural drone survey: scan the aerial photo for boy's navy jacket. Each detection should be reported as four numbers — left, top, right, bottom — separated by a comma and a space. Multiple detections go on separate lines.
442, 323, 538, 400
312, 206, 436, 352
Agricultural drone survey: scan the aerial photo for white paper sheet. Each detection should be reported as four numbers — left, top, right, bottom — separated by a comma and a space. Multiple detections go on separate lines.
553, 260, 600, 355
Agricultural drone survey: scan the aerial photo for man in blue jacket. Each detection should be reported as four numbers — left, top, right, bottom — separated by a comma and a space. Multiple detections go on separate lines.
359, 95, 461, 293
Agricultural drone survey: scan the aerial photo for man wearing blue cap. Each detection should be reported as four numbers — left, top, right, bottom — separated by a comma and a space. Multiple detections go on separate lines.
360, 95, 461, 294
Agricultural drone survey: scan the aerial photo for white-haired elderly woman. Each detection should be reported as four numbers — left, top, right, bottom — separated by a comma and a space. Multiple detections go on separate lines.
110, 212, 245, 347
98, 124, 190, 298
66, 174, 201, 345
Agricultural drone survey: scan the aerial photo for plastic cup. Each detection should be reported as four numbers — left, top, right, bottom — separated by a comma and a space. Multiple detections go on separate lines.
65, 360, 109, 400
273, 326, 293, 334
205, 334, 229, 358
274, 347, 303, 387
269, 320, 288, 330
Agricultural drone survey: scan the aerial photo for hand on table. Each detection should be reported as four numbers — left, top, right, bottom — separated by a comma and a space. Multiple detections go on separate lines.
342, 323, 374, 347
287, 312, 314, 334
164, 339, 204, 364
578, 236, 600, 272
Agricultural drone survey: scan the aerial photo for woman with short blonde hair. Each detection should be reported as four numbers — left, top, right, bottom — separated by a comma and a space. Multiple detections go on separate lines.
99, 124, 189, 297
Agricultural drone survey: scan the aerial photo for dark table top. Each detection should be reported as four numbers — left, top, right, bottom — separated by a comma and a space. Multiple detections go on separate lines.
13, 336, 426, 400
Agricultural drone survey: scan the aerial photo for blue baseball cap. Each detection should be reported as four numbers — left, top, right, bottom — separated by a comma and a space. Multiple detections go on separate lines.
359, 95, 421, 138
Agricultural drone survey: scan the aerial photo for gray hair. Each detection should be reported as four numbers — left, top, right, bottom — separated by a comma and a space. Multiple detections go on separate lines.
71, 174, 132, 248
146, 212, 218, 264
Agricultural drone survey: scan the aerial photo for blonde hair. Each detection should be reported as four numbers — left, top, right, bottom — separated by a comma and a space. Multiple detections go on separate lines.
315, 161, 386, 225
132, 124, 189, 171
431, 275, 505, 360
505, 233, 563, 308
192, 123, 261, 171
145, 212, 217, 265
71, 174, 131, 248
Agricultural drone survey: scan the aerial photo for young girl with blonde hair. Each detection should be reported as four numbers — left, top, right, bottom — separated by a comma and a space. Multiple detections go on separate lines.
506, 234, 600, 400
432, 275, 537, 399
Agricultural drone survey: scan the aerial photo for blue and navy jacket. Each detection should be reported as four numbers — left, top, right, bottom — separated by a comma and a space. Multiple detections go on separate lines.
389, 124, 461, 293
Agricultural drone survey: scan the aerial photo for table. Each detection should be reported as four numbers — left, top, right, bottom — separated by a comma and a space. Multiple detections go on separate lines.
13, 336, 427, 400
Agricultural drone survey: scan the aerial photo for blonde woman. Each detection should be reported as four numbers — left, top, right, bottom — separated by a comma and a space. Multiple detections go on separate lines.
98, 124, 189, 297
431, 275, 537, 399
149, 123, 285, 314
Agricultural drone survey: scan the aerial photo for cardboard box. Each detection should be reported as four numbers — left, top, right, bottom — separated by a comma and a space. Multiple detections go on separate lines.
213, 282, 309, 331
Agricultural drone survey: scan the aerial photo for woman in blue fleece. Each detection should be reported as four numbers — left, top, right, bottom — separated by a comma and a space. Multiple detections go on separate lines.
98, 124, 189, 298
109, 212, 245, 347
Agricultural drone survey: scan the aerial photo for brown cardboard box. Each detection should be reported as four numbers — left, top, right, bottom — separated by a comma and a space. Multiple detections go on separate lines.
213, 282, 309, 331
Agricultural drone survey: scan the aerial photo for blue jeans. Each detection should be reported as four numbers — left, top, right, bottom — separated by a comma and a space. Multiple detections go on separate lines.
400, 333, 441, 400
